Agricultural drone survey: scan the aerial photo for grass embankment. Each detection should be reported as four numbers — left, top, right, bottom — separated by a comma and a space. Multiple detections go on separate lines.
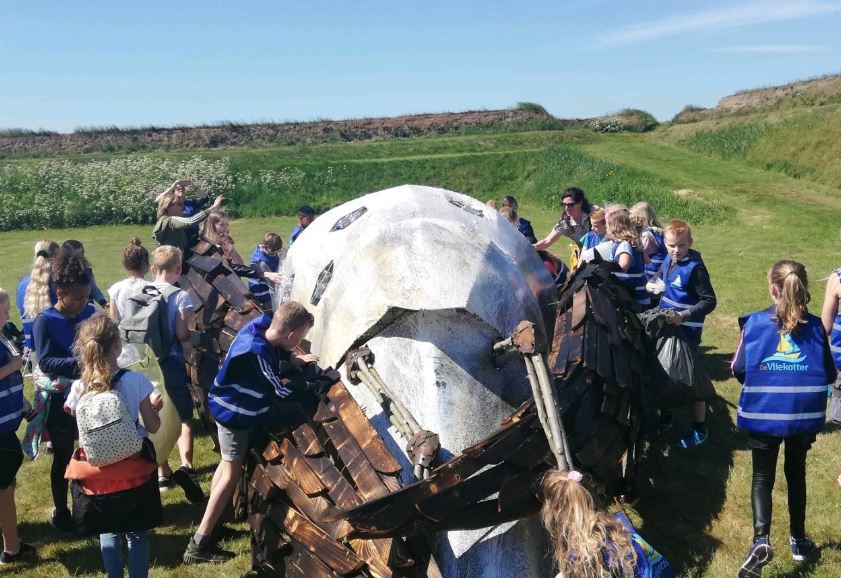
655, 102, 841, 188
1, 130, 841, 577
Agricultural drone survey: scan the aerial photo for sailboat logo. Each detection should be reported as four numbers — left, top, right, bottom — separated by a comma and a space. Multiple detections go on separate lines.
670, 275, 682, 288
762, 333, 807, 364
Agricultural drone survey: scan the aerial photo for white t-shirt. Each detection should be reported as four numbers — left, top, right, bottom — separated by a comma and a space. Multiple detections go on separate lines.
66, 370, 155, 436
580, 240, 632, 264
108, 277, 148, 319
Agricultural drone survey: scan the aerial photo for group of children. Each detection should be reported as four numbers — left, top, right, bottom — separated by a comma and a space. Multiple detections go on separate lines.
491, 188, 837, 577
0, 180, 839, 578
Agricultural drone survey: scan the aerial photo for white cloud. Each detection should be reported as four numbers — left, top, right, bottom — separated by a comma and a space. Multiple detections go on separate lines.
594, 1, 841, 48
710, 44, 823, 53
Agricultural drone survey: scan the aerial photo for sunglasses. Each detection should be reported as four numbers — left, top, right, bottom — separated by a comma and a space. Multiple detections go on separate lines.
562, 201, 579, 207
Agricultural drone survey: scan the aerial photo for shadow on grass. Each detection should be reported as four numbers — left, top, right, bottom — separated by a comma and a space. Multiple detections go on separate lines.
633, 350, 741, 577
700, 345, 734, 383
772, 541, 841, 578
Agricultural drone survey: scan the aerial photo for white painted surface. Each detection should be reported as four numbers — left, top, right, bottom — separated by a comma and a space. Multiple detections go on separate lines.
283, 185, 555, 578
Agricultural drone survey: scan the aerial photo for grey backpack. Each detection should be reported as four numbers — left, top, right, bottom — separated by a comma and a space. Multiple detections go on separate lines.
119, 284, 180, 360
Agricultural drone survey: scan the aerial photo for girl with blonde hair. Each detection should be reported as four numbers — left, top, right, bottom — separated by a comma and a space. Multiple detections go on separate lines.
629, 202, 666, 282
580, 208, 649, 308
202, 210, 244, 264
732, 260, 834, 575
67, 313, 162, 578
541, 469, 673, 578
153, 193, 223, 257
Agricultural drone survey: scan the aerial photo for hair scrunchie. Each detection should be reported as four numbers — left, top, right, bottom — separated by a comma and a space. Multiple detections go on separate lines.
36, 250, 50, 259
567, 470, 583, 483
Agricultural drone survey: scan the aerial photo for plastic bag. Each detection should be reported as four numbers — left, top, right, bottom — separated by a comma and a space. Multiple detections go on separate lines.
638, 308, 716, 407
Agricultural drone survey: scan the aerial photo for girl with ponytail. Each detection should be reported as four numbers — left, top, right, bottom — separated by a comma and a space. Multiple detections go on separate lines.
108, 236, 150, 322
732, 260, 835, 576
541, 469, 673, 578
66, 313, 161, 578
18, 240, 60, 359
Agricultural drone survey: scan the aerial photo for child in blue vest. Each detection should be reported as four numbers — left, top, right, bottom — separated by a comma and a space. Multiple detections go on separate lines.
579, 208, 606, 250
0, 289, 37, 564
183, 301, 338, 564
19, 240, 61, 362
29, 250, 96, 533
630, 202, 667, 283
583, 206, 650, 310
248, 233, 283, 310
658, 219, 717, 448
541, 469, 674, 578
732, 260, 835, 577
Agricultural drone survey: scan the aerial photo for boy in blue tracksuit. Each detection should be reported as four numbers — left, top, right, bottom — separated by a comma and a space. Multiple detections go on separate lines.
658, 219, 717, 448
732, 260, 834, 576
184, 301, 338, 564
247, 233, 282, 310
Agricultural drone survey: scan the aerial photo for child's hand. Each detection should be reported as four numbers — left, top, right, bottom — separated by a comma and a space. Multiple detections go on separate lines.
263, 272, 283, 284
149, 392, 163, 410
292, 353, 319, 366
667, 312, 684, 326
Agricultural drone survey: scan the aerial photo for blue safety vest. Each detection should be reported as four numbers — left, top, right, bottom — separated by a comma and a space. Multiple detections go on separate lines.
644, 228, 667, 281
659, 251, 706, 341
247, 245, 280, 309
209, 314, 292, 429
737, 308, 831, 437
610, 242, 650, 308
0, 342, 24, 435
614, 512, 675, 578
829, 269, 841, 368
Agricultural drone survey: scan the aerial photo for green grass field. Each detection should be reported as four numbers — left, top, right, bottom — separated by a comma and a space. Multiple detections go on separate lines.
2, 115, 841, 577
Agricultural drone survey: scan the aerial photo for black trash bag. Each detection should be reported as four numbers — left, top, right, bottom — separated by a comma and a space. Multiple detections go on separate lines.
639, 307, 716, 408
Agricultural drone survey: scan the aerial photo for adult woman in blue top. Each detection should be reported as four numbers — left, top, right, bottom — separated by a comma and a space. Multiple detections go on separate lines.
31, 250, 96, 533
732, 260, 835, 577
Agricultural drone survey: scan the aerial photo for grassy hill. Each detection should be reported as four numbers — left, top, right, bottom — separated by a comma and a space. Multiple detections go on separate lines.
2, 75, 841, 577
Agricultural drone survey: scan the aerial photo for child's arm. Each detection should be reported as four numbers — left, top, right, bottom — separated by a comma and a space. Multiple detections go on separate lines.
88, 269, 107, 308
175, 301, 191, 343
32, 314, 80, 378
109, 299, 120, 322
821, 274, 840, 335
731, 329, 746, 384
139, 397, 161, 434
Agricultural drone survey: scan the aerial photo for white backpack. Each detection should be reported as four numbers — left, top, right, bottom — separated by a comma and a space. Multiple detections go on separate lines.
76, 370, 143, 467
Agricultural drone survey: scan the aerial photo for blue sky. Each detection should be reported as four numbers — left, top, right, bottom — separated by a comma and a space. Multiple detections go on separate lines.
1, 1, 839, 132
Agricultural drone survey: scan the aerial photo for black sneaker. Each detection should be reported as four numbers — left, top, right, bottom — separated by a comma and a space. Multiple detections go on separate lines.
172, 465, 205, 504
50, 508, 75, 533
183, 537, 234, 564
0, 542, 37, 565
790, 536, 818, 562
738, 536, 773, 578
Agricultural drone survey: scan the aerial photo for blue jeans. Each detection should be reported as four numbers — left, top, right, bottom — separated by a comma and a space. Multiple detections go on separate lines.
100, 531, 149, 578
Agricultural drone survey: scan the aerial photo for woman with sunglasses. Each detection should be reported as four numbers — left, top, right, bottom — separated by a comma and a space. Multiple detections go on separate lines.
534, 187, 592, 251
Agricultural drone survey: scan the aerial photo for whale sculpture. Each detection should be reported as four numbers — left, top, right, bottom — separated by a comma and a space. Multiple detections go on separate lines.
279, 185, 557, 578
